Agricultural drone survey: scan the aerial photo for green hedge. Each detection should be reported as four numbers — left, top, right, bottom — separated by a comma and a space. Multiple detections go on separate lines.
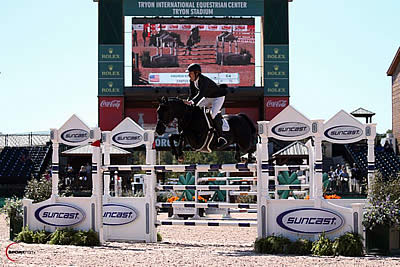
255, 232, 364, 257
16, 227, 100, 246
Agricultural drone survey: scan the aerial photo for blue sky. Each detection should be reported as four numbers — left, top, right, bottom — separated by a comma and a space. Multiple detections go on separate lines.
0, 0, 398, 134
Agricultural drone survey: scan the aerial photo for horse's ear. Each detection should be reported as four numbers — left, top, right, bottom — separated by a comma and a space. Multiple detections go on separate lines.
158, 96, 166, 103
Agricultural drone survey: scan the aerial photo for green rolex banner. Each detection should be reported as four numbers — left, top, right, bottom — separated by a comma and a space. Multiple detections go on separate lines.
264, 79, 289, 96
264, 45, 289, 62
265, 62, 289, 79
99, 45, 124, 62
99, 44, 124, 96
99, 62, 124, 79
98, 79, 124, 96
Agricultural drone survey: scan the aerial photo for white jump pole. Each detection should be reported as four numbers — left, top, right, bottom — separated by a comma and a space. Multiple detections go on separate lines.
50, 129, 59, 200
257, 121, 269, 239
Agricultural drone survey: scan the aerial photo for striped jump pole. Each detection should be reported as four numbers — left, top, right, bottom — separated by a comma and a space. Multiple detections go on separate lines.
229, 191, 258, 196
157, 203, 257, 209
270, 184, 310, 190
229, 209, 258, 213
103, 163, 256, 173
157, 220, 257, 227
156, 185, 256, 191
197, 177, 257, 183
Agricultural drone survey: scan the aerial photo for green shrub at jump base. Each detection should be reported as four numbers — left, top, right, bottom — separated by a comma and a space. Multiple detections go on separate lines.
255, 232, 364, 257
16, 227, 100, 246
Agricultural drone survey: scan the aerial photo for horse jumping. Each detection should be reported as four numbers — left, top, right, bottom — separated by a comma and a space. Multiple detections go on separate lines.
155, 97, 257, 162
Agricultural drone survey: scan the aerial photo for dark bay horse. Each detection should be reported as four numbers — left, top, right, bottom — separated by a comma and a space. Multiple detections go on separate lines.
155, 97, 257, 162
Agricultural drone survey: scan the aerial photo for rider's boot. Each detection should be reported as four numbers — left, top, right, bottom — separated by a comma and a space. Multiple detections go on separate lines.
213, 114, 227, 149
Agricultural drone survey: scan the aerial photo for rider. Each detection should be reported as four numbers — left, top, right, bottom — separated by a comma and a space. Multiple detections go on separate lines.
183, 63, 228, 148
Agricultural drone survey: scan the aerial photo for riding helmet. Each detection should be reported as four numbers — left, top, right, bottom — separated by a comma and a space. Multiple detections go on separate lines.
186, 63, 201, 73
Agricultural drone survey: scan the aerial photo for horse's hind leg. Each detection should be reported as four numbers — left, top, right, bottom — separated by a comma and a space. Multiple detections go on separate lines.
234, 144, 241, 162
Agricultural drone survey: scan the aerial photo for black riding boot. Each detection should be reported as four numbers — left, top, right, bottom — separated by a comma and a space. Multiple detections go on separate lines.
213, 114, 227, 149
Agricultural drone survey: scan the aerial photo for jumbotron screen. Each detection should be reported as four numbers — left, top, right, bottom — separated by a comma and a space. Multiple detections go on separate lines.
129, 18, 256, 87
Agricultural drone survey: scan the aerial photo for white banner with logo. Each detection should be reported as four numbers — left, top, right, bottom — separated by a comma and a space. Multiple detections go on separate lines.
110, 117, 146, 148
323, 110, 366, 144
148, 73, 240, 84
57, 114, 92, 146
268, 106, 312, 141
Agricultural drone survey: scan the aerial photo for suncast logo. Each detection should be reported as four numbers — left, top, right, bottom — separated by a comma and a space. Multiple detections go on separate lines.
276, 208, 344, 234
61, 129, 89, 143
271, 122, 310, 137
34, 203, 85, 227
324, 125, 363, 140
103, 204, 138, 226
112, 131, 142, 145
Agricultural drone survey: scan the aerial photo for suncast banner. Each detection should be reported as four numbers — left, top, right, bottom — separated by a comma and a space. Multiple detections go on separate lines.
34, 203, 85, 227
276, 208, 344, 234
103, 204, 138, 226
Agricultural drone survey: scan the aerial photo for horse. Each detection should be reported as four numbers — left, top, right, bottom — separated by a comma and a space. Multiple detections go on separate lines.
155, 97, 257, 162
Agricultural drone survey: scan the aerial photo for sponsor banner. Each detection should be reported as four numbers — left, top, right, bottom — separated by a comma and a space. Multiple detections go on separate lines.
99, 45, 123, 62
112, 131, 143, 146
264, 79, 289, 96
271, 122, 310, 138
265, 62, 289, 79
103, 204, 138, 226
324, 125, 363, 141
264, 96, 289, 121
124, 0, 264, 16
60, 129, 89, 144
264, 45, 289, 62
148, 73, 240, 85
34, 203, 85, 227
98, 62, 124, 79
99, 96, 124, 130
98, 79, 124, 96
276, 208, 344, 234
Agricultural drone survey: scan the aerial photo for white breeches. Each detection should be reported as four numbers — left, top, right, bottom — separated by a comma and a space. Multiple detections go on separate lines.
197, 96, 225, 119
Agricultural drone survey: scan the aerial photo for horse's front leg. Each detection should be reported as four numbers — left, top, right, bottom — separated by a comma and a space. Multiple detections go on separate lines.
176, 134, 185, 162
169, 134, 181, 160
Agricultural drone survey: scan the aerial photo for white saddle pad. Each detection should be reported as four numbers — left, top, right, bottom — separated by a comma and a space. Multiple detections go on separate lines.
222, 118, 230, 132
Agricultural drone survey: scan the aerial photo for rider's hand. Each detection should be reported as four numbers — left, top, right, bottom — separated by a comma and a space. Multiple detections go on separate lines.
183, 100, 193, 105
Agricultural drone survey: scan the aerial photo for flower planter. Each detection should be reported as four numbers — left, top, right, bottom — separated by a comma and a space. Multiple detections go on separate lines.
9, 215, 23, 241
366, 224, 390, 255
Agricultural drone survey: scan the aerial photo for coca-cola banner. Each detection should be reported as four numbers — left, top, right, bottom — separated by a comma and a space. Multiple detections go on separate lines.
264, 96, 289, 121
98, 97, 124, 130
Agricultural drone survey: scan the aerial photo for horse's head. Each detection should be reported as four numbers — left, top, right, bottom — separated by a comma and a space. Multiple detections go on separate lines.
156, 96, 184, 135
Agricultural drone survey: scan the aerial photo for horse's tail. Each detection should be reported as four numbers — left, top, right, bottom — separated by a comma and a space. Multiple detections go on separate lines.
238, 113, 257, 146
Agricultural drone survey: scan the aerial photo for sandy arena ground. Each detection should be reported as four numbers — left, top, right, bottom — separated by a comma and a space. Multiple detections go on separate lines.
0, 213, 399, 266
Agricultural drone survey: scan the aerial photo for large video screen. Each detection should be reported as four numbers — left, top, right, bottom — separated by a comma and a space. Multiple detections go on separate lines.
129, 18, 255, 87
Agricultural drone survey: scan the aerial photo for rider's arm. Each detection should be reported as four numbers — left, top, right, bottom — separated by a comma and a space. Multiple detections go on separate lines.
187, 81, 197, 101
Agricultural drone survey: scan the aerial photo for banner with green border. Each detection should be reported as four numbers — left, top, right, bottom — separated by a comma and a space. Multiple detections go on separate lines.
123, 0, 264, 16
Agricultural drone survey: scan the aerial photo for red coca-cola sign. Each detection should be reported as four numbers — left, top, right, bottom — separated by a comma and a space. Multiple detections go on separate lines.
100, 99, 121, 109
99, 97, 124, 130
266, 99, 288, 108
265, 97, 289, 121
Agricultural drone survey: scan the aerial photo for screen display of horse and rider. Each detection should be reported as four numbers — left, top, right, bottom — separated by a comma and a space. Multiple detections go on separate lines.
131, 18, 255, 87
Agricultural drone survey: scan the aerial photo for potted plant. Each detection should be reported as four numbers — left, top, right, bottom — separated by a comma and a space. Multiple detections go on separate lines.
363, 173, 400, 255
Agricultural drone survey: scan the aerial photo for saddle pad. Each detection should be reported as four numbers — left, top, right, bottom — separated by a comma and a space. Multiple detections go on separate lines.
222, 118, 230, 132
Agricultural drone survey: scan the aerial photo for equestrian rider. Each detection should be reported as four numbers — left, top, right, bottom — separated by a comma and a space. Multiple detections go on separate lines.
183, 63, 228, 148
